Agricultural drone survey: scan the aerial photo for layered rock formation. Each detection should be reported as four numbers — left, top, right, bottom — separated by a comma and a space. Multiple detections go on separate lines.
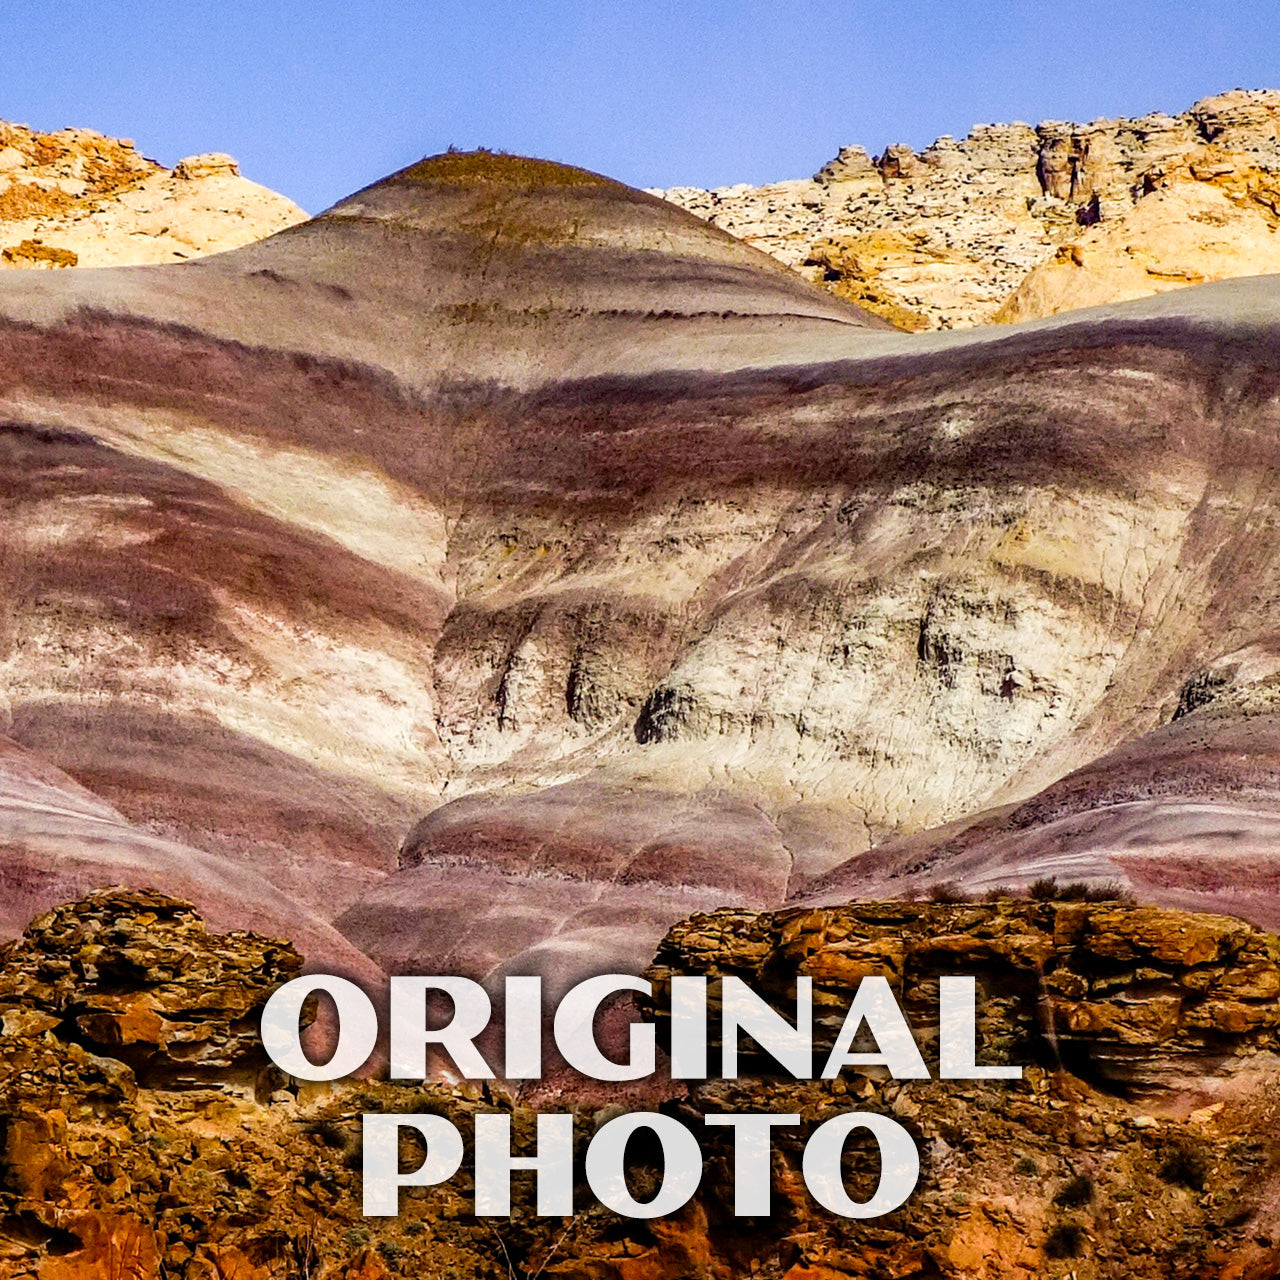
637, 899, 1280, 1280
0, 149, 886, 986
648, 900, 1280, 1092
0, 120, 305, 269
0, 737, 383, 988
3, 145, 1280, 1001
652, 89, 1280, 328
2, 890, 1278, 1279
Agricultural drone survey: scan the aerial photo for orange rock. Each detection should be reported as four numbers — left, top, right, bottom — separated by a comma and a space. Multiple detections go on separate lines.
344, 1250, 392, 1280
37, 1213, 159, 1280
189, 1245, 270, 1280
781, 1265, 855, 1280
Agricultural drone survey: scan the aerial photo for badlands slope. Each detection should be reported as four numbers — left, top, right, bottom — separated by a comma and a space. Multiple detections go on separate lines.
2, 147, 1280, 989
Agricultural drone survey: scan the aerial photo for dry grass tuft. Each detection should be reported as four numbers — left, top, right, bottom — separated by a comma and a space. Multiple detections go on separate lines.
1, 239, 77, 267
0, 182, 76, 222
399, 149, 616, 190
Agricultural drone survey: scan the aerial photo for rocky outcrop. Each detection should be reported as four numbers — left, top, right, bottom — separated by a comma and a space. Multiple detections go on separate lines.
0, 120, 305, 270
0, 887, 301, 1091
995, 145, 1280, 321
2, 891, 1279, 1279
652, 89, 1280, 328
648, 901, 1280, 1091
628, 900, 1280, 1280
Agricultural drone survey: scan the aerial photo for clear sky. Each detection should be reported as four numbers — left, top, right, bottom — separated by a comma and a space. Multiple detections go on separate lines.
6, 0, 1279, 214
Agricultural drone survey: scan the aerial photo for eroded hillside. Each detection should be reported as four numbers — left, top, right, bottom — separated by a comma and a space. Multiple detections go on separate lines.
0, 147, 1279, 997
1, 124, 1280, 1280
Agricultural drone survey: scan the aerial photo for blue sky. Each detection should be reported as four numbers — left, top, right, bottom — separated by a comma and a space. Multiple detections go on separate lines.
6, 1, 1279, 213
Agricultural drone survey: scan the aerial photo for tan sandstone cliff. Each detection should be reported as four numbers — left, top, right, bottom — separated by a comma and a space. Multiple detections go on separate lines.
0, 120, 306, 269
652, 89, 1280, 329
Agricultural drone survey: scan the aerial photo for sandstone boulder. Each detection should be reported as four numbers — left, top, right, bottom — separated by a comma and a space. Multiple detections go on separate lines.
0, 887, 303, 1088
647, 901, 1280, 1090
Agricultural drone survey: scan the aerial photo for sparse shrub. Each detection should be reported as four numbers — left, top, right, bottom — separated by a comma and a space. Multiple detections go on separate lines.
1028, 876, 1135, 903
305, 1118, 349, 1149
1053, 1174, 1094, 1208
983, 886, 1016, 901
1083, 881, 1135, 903
1, 237, 78, 268
378, 1240, 404, 1264
927, 880, 970, 903
1160, 1142, 1209, 1191
1044, 1223, 1086, 1259
343, 1226, 371, 1250
0, 183, 76, 221
1014, 1156, 1039, 1176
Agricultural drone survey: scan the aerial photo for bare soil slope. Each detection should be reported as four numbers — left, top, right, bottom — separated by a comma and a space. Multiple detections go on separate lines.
1, 150, 1280, 990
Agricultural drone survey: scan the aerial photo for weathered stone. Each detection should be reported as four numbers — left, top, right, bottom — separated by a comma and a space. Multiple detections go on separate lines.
0, 119, 304, 269
651, 89, 1280, 329
646, 901, 1280, 1089
0, 888, 303, 1089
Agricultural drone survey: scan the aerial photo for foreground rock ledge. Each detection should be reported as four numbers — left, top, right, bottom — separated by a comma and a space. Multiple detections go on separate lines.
647, 900, 1280, 1090
1, 889, 1279, 1278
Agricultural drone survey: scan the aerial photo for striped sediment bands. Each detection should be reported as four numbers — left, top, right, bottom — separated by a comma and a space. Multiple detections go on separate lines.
2, 153, 1280, 990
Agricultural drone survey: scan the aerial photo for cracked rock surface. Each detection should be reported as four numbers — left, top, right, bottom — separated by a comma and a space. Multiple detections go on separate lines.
652, 89, 1280, 330
1, 890, 1278, 1279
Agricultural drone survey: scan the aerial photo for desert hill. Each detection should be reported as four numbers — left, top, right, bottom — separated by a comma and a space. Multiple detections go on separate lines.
652, 89, 1280, 329
2, 147, 1280, 999
0, 118, 305, 269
